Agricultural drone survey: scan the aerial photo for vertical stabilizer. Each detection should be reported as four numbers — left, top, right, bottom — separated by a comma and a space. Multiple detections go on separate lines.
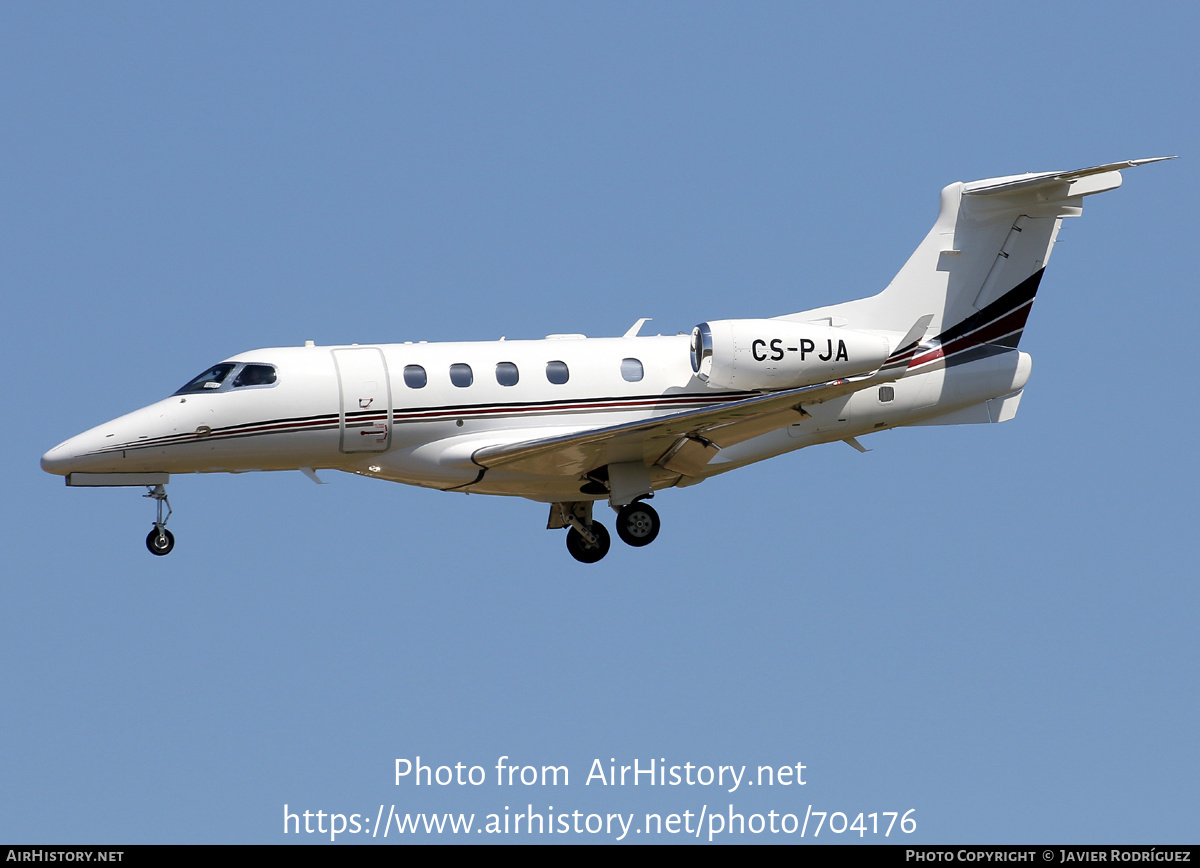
782, 158, 1172, 346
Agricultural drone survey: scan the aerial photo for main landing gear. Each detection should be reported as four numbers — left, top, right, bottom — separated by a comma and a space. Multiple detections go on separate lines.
565, 522, 610, 564
552, 499, 663, 564
144, 484, 174, 556
615, 501, 660, 548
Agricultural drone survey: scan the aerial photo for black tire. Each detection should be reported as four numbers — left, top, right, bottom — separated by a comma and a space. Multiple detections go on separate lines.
565, 522, 611, 564
615, 501, 660, 547
146, 527, 175, 556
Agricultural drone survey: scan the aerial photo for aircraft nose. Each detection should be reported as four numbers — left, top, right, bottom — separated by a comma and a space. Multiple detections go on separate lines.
42, 401, 180, 477
41, 434, 90, 476
41, 417, 133, 476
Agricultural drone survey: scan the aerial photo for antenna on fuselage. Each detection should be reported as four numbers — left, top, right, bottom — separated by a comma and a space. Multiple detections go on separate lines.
623, 317, 652, 338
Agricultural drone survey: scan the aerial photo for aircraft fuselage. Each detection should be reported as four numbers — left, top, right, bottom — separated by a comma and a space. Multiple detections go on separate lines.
43, 333, 1030, 504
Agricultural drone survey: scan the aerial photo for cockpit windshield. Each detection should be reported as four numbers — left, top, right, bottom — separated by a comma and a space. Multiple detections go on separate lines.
175, 363, 237, 394
174, 362, 278, 395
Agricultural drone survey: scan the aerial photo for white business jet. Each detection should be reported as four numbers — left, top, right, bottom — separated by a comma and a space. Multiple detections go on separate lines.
42, 158, 1169, 562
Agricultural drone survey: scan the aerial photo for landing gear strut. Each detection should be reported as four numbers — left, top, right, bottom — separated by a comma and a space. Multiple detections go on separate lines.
551, 501, 612, 563
550, 496, 665, 562
144, 484, 174, 556
565, 522, 611, 564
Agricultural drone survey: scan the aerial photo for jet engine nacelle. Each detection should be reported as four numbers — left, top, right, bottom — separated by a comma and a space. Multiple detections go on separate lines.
690, 319, 892, 391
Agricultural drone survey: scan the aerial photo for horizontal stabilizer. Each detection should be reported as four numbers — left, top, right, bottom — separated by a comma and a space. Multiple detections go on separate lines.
964, 157, 1175, 198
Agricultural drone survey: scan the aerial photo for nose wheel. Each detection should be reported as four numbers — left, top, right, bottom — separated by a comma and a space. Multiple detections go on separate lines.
146, 527, 175, 556
143, 484, 175, 556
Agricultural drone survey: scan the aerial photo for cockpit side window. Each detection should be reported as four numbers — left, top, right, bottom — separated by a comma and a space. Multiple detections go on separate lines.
232, 364, 277, 388
175, 363, 237, 394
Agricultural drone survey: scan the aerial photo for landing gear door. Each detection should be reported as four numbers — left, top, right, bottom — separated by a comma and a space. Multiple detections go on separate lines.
332, 347, 392, 453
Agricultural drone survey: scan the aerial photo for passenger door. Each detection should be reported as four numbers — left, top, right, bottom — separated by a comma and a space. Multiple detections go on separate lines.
332, 347, 392, 453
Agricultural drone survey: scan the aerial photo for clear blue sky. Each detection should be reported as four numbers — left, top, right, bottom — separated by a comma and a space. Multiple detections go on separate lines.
3, 1, 1196, 844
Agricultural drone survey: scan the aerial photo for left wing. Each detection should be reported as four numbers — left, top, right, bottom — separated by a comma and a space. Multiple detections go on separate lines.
471, 316, 932, 479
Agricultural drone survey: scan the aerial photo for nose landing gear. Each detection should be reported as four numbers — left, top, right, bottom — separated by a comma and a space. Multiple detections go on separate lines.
143, 484, 174, 556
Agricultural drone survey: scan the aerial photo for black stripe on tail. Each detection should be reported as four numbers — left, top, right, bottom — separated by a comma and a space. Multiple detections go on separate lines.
934, 269, 1044, 351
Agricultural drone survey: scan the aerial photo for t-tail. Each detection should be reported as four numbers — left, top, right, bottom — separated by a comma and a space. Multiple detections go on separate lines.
784, 158, 1173, 354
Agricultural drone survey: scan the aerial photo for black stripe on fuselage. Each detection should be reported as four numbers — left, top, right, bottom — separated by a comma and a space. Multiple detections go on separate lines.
88, 391, 753, 455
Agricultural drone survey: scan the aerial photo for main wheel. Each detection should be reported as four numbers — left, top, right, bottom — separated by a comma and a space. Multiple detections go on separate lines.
615, 501, 660, 547
146, 527, 175, 556
565, 522, 611, 563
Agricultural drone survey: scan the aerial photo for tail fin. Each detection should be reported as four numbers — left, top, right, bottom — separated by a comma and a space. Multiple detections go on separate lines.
786, 158, 1172, 345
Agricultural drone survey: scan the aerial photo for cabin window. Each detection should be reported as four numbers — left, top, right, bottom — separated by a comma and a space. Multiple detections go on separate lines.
495, 362, 519, 386
546, 360, 569, 385
232, 364, 277, 388
620, 358, 644, 382
403, 365, 427, 389
878, 385, 895, 403
450, 363, 473, 387
175, 363, 237, 394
